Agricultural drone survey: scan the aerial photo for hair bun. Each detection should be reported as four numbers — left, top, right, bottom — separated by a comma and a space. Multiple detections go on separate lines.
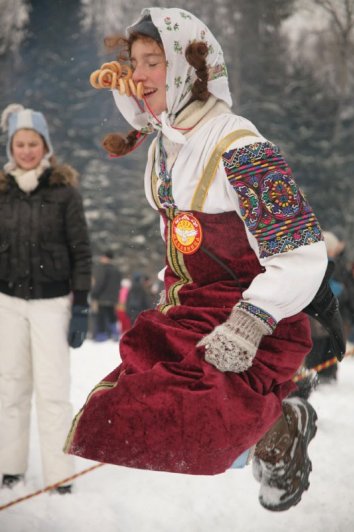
1, 103, 25, 132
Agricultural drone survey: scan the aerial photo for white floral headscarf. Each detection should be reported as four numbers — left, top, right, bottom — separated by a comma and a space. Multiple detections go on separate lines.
112, 7, 232, 144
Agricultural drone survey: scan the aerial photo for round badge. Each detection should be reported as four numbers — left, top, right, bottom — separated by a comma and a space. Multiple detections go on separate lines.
172, 212, 203, 255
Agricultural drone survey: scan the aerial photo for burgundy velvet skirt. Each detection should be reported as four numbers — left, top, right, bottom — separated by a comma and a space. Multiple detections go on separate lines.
65, 211, 311, 475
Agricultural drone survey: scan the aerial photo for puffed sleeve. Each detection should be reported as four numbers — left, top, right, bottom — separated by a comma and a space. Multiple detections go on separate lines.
222, 140, 328, 325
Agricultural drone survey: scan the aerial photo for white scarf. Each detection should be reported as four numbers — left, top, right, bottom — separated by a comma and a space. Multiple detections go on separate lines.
112, 7, 232, 145
7, 159, 50, 193
162, 95, 231, 171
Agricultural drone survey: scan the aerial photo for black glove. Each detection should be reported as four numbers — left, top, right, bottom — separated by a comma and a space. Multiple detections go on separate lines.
68, 305, 89, 348
304, 261, 346, 361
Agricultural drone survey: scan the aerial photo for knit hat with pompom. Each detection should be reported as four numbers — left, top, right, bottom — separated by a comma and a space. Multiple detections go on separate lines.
1, 104, 54, 167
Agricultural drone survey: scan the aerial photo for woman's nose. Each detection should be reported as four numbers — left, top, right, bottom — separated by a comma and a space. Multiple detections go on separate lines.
132, 65, 146, 83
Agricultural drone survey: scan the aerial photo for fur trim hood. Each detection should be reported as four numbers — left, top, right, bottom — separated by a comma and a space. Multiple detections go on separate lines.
0, 164, 79, 192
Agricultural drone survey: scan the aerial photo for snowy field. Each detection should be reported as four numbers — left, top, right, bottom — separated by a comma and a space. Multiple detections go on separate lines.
1, 339, 354, 532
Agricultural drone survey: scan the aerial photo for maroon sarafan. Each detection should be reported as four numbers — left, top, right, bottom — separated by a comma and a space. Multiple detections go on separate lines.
65, 210, 311, 475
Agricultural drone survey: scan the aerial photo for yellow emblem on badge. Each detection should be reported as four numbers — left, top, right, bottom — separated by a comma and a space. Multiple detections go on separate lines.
172, 212, 203, 255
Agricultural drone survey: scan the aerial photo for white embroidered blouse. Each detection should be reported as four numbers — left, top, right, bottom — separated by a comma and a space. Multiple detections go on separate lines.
144, 111, 328, 325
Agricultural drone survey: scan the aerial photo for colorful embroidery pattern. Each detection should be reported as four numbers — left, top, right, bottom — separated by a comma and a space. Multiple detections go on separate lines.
208, 63, 227, 81
163, 16, 180, 31
174, 76, 182, 88
157, 136, 176, 208
222, 142, 322, 258
164, 17, 172, 30
236, 301, 277, 332
174, 41, 183, 54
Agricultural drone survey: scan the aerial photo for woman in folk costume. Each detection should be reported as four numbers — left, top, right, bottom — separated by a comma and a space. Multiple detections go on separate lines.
65, 8, 328, 511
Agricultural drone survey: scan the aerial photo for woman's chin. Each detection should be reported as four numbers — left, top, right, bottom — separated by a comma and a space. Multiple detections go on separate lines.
144, 100, 167, 118
19, 164, 37, 171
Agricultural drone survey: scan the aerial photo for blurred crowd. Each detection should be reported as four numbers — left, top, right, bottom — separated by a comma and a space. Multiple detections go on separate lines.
88, 250, 162, 343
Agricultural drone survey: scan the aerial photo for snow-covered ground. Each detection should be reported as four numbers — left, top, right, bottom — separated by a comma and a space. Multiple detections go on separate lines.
1, 340, 353, 532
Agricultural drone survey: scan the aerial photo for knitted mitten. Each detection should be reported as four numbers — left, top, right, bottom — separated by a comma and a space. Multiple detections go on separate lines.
197, 307, 273, 373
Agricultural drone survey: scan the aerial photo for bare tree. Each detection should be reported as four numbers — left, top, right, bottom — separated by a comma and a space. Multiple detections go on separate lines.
313, 0, 354, 144
0, 0, 30, 56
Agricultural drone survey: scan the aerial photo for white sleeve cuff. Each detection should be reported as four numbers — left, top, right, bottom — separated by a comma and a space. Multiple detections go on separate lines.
241, 240, 328, 322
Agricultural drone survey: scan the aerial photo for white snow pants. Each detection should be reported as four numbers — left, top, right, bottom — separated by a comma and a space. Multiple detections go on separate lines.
0, 292, 75, 486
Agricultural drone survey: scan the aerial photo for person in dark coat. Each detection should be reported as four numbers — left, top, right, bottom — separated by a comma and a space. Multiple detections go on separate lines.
0, 103, 92, 494
91, 250, 121, 341
126, 272, 153, 325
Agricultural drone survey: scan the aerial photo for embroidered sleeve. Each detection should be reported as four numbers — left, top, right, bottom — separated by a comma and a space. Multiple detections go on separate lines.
222, 142, 322, 258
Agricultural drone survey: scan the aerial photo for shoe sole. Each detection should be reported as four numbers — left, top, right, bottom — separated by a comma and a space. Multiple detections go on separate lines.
252, 455, 262, 483
259, 400, 318, 512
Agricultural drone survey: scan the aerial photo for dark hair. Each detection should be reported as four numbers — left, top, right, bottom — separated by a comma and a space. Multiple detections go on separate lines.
101, 35, 210, 157
127, 14, 162, 44
104, 249, 114, 259
185, 41, 210, 102
102, 129, 142, 158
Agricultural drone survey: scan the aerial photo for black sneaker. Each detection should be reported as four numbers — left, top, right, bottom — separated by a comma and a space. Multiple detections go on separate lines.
53, 484, 72, 495
255, 397, 317, 512
2, 474, 25, 489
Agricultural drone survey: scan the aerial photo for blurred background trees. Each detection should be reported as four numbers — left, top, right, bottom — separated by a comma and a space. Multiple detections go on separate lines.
0, 0, 353, 274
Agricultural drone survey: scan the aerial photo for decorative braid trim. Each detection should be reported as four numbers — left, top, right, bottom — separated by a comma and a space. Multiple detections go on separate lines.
235, 301, 277, 333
